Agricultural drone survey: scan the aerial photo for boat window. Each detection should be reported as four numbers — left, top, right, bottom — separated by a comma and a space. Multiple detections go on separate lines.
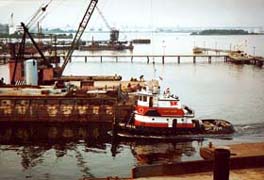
143, 96, 147, 102
1, 100, 7, 105
139, 96, 142, 101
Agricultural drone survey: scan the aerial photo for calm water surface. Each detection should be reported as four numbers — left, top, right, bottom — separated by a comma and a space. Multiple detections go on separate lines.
0, 33, 263, 179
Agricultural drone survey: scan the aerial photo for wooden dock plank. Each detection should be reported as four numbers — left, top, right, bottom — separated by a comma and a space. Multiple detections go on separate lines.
200, 142, 264, 160
135, 167, 264, 180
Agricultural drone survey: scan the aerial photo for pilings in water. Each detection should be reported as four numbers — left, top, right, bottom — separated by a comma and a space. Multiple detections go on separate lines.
208, 56, 212, 63
1, 54, 263, 66
193, 56, 196, 64
77, 55, 228, 64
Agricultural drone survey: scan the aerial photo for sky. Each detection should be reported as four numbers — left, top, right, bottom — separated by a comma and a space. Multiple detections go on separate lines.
0, 0, 264, 30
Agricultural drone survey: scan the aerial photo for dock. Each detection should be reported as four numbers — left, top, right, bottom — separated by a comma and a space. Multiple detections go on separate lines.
193, 47, 242, 54
135, 168, 264, 180
0, 54, 229, 64
1, 54, 263, 66
131, 142, 264, 179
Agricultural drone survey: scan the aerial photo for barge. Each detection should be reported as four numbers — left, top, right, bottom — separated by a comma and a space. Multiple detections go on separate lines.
0, 76, 140, 123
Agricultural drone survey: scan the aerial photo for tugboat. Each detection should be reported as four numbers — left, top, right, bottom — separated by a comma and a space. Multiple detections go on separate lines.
114, 80, 235, 140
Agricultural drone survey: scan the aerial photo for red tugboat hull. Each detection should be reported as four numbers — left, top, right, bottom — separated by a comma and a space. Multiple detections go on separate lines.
113, 119, 235, 140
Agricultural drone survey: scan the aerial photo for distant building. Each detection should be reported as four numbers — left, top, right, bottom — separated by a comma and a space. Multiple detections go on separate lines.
0, 24, 9, 34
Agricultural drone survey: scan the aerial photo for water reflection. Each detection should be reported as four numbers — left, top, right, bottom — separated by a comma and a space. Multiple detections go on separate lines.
0, 122, 112, 178
130, 141, 196, 165
110, 136, 203, 166
0, 122, 111, 144
1, 122, 262, 179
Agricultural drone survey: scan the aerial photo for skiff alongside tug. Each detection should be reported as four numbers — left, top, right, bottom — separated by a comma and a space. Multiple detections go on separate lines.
113, 80, 235, 140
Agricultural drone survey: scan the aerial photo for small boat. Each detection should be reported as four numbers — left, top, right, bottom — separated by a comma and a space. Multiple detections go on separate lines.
193, 47, 203, 54
113, 80, 235, 140
228, 52, 253, 64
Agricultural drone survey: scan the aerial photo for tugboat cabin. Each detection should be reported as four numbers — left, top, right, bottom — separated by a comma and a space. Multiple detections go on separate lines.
134, 87, 195, 129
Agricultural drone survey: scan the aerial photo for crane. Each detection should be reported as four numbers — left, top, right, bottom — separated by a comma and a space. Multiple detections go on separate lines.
11, 0, 53, 85
26, 0, 53, 31
11, 22, 52, 85
59, 0, 98, 76
11, 0, 98, 84
95, 6, 112, 31
95, 6, 119, 43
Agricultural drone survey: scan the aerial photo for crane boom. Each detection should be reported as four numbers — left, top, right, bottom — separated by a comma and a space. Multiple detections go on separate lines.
95, 6, 112, 31
26, 0, 53, 30
59, 0, 98, 76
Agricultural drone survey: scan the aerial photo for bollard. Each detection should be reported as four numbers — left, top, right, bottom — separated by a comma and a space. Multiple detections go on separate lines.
178, 56, 180, 64
214, 147, 230, 180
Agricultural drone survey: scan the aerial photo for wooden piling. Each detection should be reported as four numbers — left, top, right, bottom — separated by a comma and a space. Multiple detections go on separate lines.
162, 56, 165, 64
193, 56, 196, 63
85, 56, 87, 63
214, 148, 230, 180
177, 56, 180, 64
100, 56, 103, 63
224, 56, 228, 62
116, 56, 118, 62
208, 56, 212, 63
131, 56, 133, 63
147, 56, 150, 64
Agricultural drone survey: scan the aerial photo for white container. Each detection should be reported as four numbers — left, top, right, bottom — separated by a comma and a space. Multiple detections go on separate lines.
24, 59, 38, 85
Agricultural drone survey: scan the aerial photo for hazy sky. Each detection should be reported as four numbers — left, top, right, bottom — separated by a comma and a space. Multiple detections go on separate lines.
0, 0, 264, 29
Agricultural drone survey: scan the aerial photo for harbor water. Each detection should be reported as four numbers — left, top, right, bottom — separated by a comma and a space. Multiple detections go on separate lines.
0, 32, 264, 179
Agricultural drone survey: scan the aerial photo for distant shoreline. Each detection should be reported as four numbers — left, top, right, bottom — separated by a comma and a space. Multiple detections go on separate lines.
191, 29, 264, 36
0, 33, 73, 39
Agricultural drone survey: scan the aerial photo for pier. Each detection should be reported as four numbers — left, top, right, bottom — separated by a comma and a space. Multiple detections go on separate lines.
193, 47, 242, 54
1, 53, 263, 66
0, 54, 229, 64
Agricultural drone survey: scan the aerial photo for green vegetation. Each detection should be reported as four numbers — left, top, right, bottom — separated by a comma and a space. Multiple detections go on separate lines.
191, 29, 254, 35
